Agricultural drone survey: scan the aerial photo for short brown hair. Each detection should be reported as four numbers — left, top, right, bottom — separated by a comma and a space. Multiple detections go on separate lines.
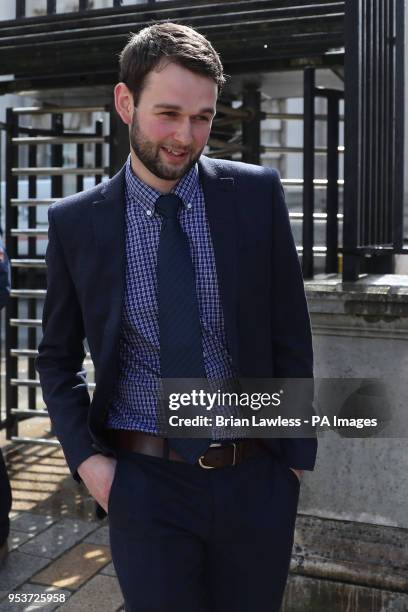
119, 22, 225, 106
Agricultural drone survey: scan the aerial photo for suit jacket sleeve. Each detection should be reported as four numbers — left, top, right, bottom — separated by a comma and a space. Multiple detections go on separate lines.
269, 170, 317, 470
36, 206, 98, 480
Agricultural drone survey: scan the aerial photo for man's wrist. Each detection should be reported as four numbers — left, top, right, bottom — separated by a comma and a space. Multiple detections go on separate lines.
289, 468, 304, 482
77, 452, 103, 480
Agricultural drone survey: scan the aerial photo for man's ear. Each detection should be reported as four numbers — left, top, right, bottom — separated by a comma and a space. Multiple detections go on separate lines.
114, 82, 134, 125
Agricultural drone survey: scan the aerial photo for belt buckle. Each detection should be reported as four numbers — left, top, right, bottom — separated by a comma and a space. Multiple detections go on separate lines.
198, 442, 237, 469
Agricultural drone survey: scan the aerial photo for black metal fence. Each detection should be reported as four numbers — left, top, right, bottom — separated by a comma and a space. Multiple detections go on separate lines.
0, 121, 9, 431
343, 0, 406, 280
302, 67, 343, 279
2, 106, 109, 443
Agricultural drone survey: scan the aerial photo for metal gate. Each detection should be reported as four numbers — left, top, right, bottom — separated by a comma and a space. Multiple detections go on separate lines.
4, 105, 110, 446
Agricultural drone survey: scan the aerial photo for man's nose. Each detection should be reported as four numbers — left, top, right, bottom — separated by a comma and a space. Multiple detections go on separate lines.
173, 120, 193, 146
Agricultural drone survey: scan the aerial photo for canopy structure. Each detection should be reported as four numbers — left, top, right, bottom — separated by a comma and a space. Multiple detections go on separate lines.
0, 0, 345, 93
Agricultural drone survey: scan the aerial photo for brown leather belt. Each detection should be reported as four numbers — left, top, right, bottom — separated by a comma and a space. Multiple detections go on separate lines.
107, 429, 267, 469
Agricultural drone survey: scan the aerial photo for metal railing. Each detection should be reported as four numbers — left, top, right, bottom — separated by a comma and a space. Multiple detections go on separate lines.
3, 105, 109, 444
302, 67, 344, 278
0, 121, 9, 432
206, 78, 345, 276
343, 0, 406, 280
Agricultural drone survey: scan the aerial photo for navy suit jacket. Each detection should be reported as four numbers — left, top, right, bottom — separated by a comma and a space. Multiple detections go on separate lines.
36, 155, 317, 478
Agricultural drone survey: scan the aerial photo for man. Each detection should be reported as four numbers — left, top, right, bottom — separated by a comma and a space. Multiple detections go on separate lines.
36, 23, 316, 611
0, 451, 11, 565
0, 234, 12, 565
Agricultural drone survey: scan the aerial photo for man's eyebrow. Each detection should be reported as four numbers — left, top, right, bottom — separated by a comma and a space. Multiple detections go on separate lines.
153, 103, 215, 114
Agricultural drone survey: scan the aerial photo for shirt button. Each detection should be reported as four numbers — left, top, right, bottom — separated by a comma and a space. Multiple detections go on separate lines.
187, 204, 192, 209
146, 210, 152, 216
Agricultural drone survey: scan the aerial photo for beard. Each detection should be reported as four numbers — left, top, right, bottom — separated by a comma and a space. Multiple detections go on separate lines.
129, 113, 203, 181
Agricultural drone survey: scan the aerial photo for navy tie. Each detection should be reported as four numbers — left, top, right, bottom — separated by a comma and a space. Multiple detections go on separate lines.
156, 194, 211, 463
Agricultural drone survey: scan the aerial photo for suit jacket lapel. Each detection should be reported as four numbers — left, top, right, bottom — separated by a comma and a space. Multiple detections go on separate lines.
90, 166, 126, 388
198, 156, 239, 369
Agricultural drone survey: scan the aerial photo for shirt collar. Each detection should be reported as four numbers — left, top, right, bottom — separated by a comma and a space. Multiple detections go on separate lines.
125, 155, 199, 216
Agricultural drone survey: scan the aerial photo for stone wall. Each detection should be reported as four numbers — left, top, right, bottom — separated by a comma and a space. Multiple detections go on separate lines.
300, 274, 408, 528
287, 275, 408, 611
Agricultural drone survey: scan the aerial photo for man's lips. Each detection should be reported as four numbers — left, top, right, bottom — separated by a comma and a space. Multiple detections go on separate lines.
160, 146, 189, 162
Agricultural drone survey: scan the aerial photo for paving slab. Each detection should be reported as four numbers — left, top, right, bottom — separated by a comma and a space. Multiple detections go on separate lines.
11, 478, 61, 494
84, 525, 110, 547
19, 518, 98, 560
54, 574, 123, 611
10, 512, 56, 535
10, 462, 69, 476
37, 455, 67, 465
3, 441, 98, 520
12, 489, 52, 503
0, 551, 50, 592
0, 584, 71, 612
32, 543, 111, 590
100, 562, 116, 577
8, 530, 33, 551
14, 471, 67, 484
17, 447, 57, 459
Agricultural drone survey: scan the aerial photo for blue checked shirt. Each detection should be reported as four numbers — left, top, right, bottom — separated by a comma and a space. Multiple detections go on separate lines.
106, 156, 237, 435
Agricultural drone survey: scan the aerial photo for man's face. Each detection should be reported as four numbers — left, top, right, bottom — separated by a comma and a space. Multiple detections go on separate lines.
129, 62, 217, 182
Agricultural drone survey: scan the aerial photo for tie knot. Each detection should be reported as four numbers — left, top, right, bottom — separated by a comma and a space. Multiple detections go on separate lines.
155, 194, 182, 219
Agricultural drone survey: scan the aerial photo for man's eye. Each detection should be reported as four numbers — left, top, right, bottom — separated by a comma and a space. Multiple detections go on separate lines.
195, 116, 210, 122
162, 112, 177, 117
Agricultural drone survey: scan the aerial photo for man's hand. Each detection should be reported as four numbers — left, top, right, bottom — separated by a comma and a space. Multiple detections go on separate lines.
289, 468, 303, 483
77, 454, 117, 513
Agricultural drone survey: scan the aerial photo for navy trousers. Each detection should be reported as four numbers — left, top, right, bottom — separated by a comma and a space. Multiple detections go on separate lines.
108, 446, 300, 612
0, 448, 12, 545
